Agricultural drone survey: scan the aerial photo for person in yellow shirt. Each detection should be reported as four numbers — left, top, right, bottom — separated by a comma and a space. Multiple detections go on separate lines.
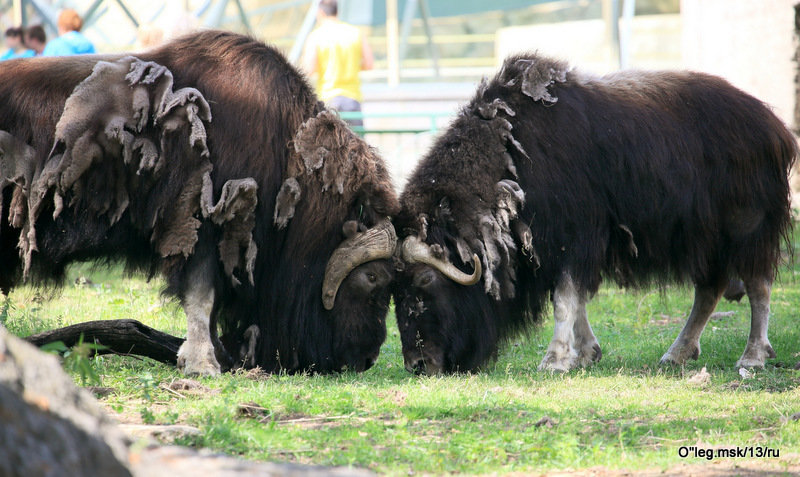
302, 0, 373, 125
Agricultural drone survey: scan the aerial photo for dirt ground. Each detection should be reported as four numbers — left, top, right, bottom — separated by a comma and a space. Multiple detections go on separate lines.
539, 453, 800, 476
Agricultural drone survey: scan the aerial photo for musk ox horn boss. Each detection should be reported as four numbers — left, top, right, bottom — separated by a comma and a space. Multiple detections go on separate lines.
0, 31, 399, 375
392, 53, 796, 374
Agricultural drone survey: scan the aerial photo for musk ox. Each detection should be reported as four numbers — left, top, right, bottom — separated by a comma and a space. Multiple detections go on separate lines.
392, 53, 796, 374
0, 31, 399, 375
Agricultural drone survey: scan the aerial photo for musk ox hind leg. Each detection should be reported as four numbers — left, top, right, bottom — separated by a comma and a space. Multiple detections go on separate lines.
176, 253, 223, 376
735, 277, 776, 368
659, 280, 727, 366
538, 272, 596, 372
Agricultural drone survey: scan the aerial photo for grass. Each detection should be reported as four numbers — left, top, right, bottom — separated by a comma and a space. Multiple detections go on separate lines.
3, 239, 800, 475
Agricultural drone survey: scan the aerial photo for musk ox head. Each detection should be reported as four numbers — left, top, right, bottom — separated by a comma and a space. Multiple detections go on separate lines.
322, 218, 396, 371
392, 229, 489, 374
392, 130, 521, 373
271, 109, 400, 373
391, 59, 561, 373
392, 210, 536, 375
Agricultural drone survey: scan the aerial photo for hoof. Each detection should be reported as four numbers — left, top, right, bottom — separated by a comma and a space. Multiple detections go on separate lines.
734, 358, 766, 369
177, 342, 222, 376
659, 355, 683, 367
538, 350, 576, 373
538, 361, 571, 373
575, 342, 602, 367
735, 343, 775, 369
591, 343, 603, 362
660, 341, 700, 367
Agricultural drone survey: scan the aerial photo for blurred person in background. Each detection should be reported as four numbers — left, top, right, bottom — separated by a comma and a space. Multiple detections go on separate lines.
302, 0, 373, 126
1, 27, 35, 60
43, 9, 95, 56
24, 25, 46, 55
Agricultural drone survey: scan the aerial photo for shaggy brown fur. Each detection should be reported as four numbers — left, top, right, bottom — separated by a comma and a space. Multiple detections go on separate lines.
19, 56, 224, 278
394, 53, 796, 373
0, 31, 398, 373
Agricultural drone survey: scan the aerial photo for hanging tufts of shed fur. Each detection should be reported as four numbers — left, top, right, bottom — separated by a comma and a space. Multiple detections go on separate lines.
446, 54, 570, 298
497, 55, 570, 103
0, 132, 36, 231
275, 109, 397, 231
200, 173, 258, 286
9, 56, 257, 286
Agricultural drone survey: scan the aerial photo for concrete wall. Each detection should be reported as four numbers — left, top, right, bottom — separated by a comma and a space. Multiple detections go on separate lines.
493, 2, 800, 210
495, 2, 797, 129
682, 0, 796, 129
682, 0, 800, 211
495, 14, 683, 74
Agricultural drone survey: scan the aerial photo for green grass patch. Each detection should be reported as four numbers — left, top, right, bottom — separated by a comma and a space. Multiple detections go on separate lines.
3, 241, 800, 474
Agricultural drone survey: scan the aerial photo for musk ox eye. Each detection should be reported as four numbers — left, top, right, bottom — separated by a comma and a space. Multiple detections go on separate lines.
347, 263, 392, 296
413, 268, 437, 289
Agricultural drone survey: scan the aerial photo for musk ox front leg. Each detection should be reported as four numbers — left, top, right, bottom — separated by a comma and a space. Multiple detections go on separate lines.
735, 278, 776, 368
660, 282, 725, 366
176, 254, 223, 376
539, 272, 597, 372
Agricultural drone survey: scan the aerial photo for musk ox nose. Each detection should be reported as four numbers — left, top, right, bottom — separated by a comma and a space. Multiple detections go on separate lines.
405, 357, 426, 375
340, 355, 377, 373
404, 356, 444, 375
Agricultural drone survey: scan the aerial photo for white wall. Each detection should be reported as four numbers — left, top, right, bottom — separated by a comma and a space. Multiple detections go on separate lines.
682, 0, 796, 129
495, 14, 683, 75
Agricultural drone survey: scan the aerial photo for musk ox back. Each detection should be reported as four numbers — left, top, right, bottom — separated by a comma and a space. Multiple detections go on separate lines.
393, 53, 796, 374
0, 31, 399, 375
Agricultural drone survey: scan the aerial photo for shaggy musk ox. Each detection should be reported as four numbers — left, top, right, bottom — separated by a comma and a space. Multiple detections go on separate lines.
393, 53, 796, 374
0, 31, 399, 375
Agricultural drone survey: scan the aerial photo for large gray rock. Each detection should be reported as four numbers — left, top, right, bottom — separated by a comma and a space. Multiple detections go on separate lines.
0, 325, 373, 477
0, 325, 132, 477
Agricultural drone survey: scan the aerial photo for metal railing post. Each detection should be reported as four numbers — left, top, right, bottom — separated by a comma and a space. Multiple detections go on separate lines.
288, 0, 321, 64
386, 0, 400, 87
418, 0, 440, 79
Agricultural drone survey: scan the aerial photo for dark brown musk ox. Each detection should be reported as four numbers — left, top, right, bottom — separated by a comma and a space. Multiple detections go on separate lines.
0, 30, 399, 375
392, 53, 796, 374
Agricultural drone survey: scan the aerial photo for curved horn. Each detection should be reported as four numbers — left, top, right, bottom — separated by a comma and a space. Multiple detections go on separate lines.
322, 218, 397, 310
401, 235, 482, 286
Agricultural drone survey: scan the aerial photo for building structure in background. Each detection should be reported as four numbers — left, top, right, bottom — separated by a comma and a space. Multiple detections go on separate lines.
1, 0, 797, 193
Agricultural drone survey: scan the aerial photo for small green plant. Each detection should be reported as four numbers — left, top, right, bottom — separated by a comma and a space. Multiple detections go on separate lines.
634, 290, 657, 328
136, 371, 157, 401
0, 296, 12, 325
140, 406, 156, 424
40, 333, 107, 386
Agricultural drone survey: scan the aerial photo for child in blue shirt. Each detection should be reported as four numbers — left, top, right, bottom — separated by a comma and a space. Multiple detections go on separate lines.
43, 9, 95, 56
1, 27, 35, 61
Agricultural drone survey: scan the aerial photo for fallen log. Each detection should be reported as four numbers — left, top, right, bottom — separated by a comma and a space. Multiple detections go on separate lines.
24, 319, 184, 365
